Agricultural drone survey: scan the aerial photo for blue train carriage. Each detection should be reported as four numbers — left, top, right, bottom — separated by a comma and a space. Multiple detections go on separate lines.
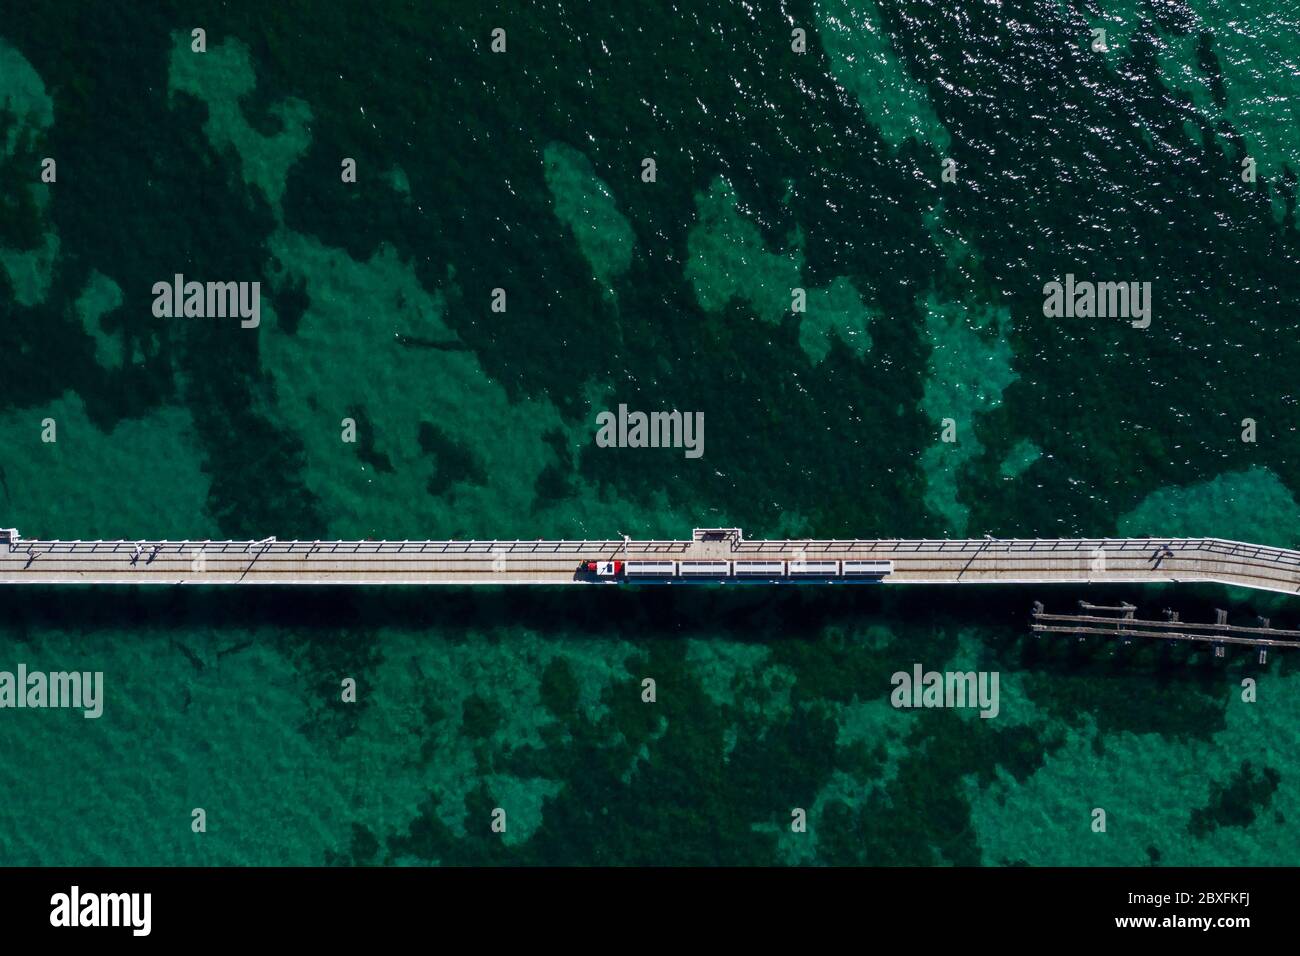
788, 559, 841, 577
678, 560, 733, 577
842, 560, 894, 578
624, 560, 679, 578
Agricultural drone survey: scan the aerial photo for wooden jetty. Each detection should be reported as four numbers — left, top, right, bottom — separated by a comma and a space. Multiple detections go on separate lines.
1030, 601, 1300, 661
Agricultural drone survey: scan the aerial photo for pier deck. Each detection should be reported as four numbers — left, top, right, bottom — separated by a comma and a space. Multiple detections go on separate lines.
3, 529, 1300, 593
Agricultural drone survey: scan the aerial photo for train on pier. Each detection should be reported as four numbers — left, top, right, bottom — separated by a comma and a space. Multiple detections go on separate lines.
579, 559, 893, 579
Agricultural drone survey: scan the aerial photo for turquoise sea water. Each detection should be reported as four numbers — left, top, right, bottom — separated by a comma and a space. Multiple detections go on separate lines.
1, 0, 1299, 865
